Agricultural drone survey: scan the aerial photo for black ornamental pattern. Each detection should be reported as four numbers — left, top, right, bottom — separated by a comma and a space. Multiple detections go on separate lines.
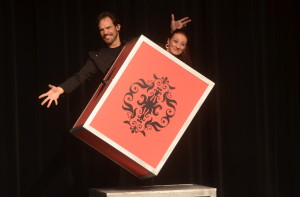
122, 74, 177, 136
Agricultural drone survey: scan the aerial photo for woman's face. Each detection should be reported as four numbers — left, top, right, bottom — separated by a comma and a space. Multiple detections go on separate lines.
167, 32, 188, 56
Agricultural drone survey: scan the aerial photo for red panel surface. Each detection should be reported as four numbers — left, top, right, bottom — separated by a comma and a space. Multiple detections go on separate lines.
89, 42, 208, 168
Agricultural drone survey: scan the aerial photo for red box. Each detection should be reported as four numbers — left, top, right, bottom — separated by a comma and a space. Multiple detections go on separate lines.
70, 35, 215, 179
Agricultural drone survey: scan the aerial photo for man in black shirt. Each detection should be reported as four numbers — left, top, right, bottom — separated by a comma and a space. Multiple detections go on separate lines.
39, 12, 123, 108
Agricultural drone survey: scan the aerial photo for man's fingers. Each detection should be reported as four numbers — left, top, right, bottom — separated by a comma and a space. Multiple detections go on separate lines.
48, 84, 55, 89
171, 14, 175, 21
47, 100, 53, 108
38, 93, 47, 99
41, 97, 49, 106
39, 84, 59, 108
40, 97, 57, 108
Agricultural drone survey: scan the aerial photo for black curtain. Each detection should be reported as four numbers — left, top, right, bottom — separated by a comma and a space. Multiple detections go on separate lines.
1, 0, 299, 197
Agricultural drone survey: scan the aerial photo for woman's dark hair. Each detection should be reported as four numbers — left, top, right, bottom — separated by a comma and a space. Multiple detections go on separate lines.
168, 29, 189, 43
97, 11, 120, 26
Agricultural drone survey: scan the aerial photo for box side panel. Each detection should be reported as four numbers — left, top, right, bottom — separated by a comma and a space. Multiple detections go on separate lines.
73, 84, 106, 128
72, 129, 154, 179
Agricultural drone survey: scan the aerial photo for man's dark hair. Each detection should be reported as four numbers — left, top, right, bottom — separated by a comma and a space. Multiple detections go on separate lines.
97, 11, 120, 26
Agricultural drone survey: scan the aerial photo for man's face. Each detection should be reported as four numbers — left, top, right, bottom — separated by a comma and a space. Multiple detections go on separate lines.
98, 17, 120, 47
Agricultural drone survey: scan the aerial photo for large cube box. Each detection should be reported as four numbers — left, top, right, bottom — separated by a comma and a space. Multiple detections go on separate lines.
70, 35, 214, 179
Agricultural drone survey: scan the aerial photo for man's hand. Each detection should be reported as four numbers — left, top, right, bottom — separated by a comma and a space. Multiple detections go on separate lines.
171, 14, 192, 33
38, 84, 64, 108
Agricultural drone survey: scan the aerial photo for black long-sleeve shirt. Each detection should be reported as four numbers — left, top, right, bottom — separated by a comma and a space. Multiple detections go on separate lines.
59, 44, 124, 94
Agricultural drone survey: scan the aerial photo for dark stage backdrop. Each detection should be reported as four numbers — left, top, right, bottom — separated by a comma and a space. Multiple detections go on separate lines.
1, 0, 299, 197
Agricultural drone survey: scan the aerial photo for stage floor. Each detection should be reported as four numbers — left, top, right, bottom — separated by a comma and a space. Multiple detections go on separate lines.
89, 184, 216, 197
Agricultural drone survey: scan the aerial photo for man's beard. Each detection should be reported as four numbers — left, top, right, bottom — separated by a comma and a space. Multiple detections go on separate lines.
103, 32, 119, 46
